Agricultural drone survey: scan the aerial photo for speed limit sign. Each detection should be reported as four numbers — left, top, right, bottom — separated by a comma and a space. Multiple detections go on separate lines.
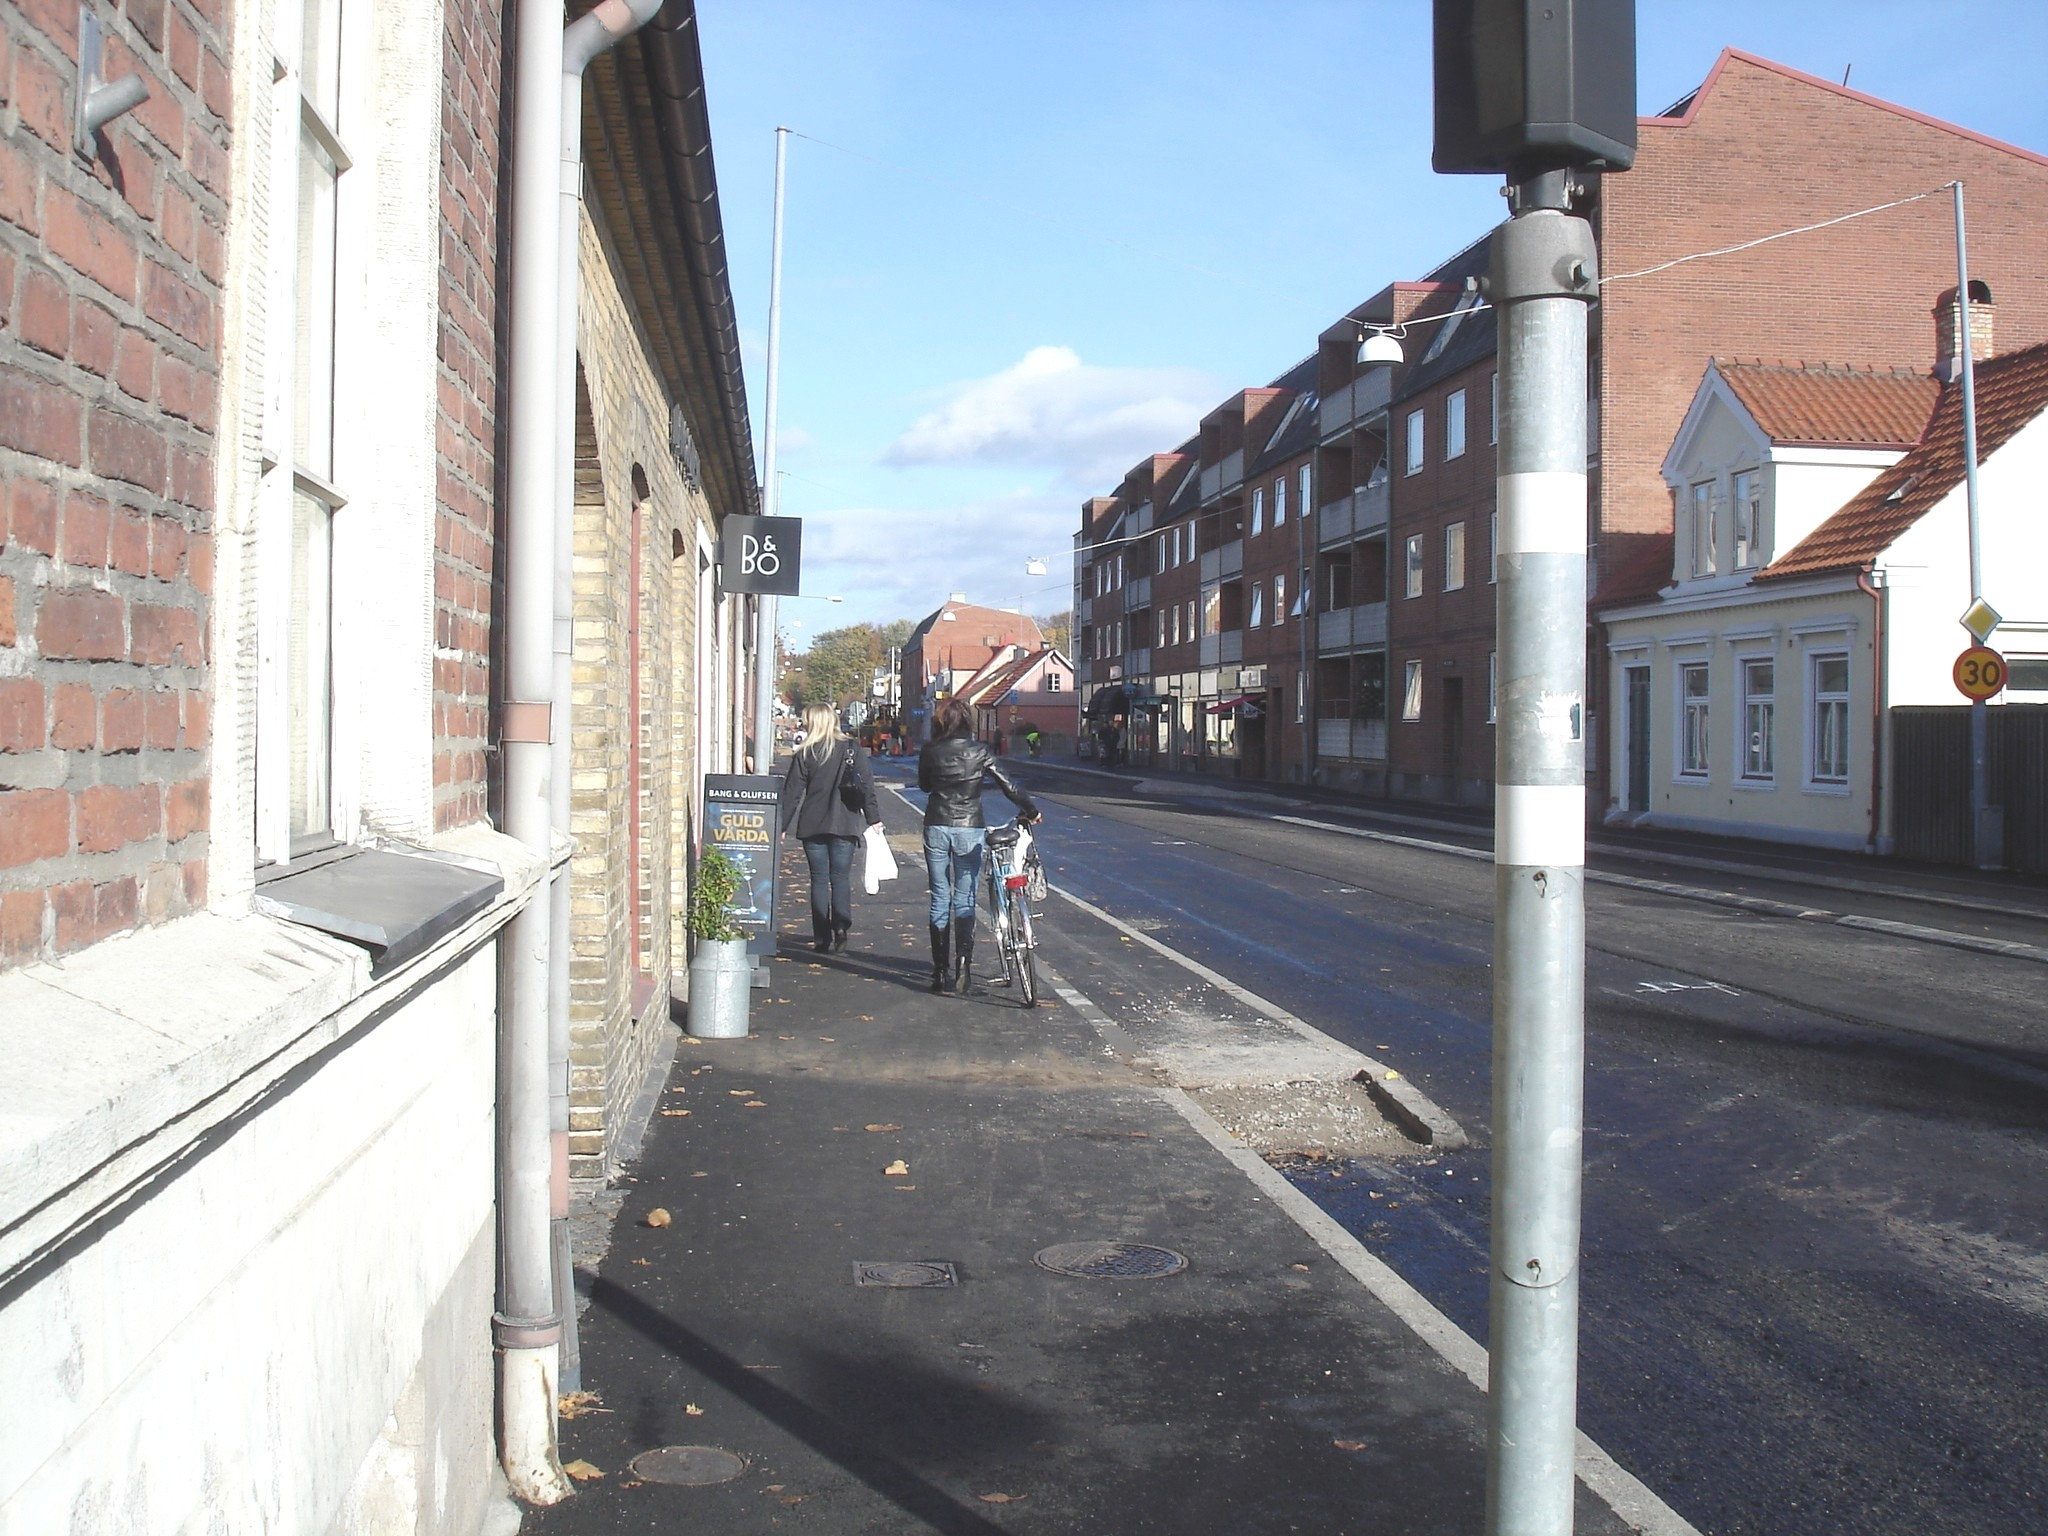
1953, 646, 2007, 700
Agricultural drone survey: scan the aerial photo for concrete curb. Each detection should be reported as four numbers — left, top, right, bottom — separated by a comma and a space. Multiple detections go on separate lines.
1048, 882, 1472, 1151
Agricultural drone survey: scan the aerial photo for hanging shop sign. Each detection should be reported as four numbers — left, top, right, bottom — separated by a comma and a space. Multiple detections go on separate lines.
719, 515, 803, 596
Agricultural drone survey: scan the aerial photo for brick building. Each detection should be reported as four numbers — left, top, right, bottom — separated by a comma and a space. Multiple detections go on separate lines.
1, 0, 755, 1526
899, 597, 1042, 744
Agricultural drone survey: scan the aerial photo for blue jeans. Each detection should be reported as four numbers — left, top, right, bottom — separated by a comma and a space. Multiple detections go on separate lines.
923, 825, 983, 928
802, 835, 856, 936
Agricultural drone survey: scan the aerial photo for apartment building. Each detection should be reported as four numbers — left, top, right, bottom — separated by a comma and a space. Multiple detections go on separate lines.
900, 597, 1043, 745
0, 0, 756, 1526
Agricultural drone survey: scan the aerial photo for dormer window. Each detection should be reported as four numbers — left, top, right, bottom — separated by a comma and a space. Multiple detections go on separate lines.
1732, 470, 1760, 569
1691, 482, 1718, 577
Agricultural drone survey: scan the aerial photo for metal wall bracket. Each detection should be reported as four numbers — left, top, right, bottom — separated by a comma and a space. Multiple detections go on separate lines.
76, 8, 151, 159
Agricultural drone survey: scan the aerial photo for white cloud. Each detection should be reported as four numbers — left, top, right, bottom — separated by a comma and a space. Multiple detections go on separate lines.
883, 346, 1217, 489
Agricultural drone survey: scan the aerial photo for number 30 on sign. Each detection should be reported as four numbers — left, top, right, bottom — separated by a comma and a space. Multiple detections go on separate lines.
1953, 646, 2007, 700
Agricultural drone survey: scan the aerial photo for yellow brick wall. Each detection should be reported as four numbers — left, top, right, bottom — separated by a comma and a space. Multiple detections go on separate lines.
567, 202, 717, 1181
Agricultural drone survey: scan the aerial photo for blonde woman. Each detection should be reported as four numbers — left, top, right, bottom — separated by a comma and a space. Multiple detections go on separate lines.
776, 704, 883, 951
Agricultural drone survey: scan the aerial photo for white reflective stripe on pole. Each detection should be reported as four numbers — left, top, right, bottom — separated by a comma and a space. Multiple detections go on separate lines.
1488, 191, 1595, 1536
751, 127, 789, 770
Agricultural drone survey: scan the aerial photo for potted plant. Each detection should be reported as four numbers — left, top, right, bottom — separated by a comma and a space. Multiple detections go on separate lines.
685, 847, 752, 1038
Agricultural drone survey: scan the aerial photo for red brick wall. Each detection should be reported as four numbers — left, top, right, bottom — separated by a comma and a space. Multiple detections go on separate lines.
0, 0, 226, 965
433, 0, 502, 831
1598, 52, 2048, 573
1240, 448, 1313, 779
1388, 357, 1497, 790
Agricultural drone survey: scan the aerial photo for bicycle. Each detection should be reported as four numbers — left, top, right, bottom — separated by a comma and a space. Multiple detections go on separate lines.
981, 818, 1047, 1008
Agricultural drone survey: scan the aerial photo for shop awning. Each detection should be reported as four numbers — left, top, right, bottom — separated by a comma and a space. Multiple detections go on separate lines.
1205, 694, 1260, 714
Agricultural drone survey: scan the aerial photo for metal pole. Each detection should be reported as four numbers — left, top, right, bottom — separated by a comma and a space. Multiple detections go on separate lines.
1951, 181, 1997, 870
1297, 459, 1311, 781
751, 126, 789, 773
1487, 168, 1596, 1536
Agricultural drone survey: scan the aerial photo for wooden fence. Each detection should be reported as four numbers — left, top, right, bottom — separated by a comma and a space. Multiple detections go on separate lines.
1890, 704, 2048, 876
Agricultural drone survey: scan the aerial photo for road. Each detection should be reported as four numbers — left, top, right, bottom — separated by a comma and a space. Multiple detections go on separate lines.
884, 760, 2048, 1536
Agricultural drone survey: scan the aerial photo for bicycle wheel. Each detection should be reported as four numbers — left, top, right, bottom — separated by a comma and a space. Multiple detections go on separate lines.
984, 865, 1015, 987
1005, 888, 1037, 1007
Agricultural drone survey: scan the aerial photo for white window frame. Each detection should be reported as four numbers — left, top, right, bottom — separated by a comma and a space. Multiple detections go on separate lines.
1489, 510, 1499, 584
1444, 521, 1466, 592
1487, 651, 1497, 723
1251, 487, 1265, 536
1274, 474, 1287, 526
1401, 660, 1423, 721
1808, 651, 1850, 789
1738, 655, 1775, 783
1405, 408, 1425, 475
1248, 582, 1265, 628
1045, 671, 1062, 692
1272, 571, 1286, 627
1489, 371, 1498, 444
1404, 534, 1424, 599
1445, 388, 1467, 460
1733, 468, 1761, 570
1677, 660, 1710, 779
1298, 464, 1311, 519
1691, 480, 1717, 577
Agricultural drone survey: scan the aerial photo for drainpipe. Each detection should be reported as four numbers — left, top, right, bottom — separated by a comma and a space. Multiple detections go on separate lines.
1858, 567, 1888, 855
497, 0, 571, 1504
549, 0, 665, 1403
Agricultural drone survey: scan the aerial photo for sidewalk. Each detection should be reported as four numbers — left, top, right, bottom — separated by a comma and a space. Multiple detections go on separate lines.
523, 814, 1660, 1536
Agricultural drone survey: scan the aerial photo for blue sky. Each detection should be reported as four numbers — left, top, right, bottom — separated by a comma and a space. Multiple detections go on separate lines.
695, 1, 2048, 642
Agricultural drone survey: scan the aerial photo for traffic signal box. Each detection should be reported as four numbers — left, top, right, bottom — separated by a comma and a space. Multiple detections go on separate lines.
1433, 0, 1638, 176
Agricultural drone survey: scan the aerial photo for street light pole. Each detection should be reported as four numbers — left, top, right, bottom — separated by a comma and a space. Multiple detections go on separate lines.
1951, 181, 1998, 870
1487, 167, 1597, 1536
751, 126, 789, 772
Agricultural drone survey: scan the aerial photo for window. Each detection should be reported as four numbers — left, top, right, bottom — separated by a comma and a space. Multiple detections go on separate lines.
1272, 572, 1286, 626
1679, 662, 1710, 777
1404, 534, 1424, 598
1158, 531, 1169, 572
1401, 660, 1423, 721
1274, 475, 1287, 526
1405, 409, 1425, 474
1249, 582, 1265, 627
1444, 521, 1466, 592
1490, 371, 1498, 444
1487, 651, 1497, 723
1489, 510, 1499, 584
1810, 654, 1849, 783
1201, 588, 1221, 637
1298, 464, 1312, 519
1186, 597, 1196, 638
1691, 481, 1717, 577
1251, 487, 1265, 536
1741, 658, 1775, 780
1445, 389, 1467, 460
1046, 672, 1062, 692
1733, 470, 1761, 569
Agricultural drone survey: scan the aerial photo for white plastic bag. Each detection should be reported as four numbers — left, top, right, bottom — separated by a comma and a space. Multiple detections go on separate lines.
861, 822, 898, 894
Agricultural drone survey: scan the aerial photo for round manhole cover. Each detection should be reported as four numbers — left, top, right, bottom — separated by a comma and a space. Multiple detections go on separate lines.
1034, 1241, 1188, 1279
629, 1445, 747, 1486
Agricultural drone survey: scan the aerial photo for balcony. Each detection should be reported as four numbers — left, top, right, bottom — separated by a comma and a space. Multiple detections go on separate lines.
1126, 646, 1151, 676
1077, 596, 1092, 622
1132, 501, 1155, 534
1316, 601, 1387, 654
1199, 631, 1243, 666
1127, 575, 1150, 607
1198, 539, 1243, 583
1318, 480, 1390, 548
1317, 368, 1393, 439
1317, 718, 1388, 761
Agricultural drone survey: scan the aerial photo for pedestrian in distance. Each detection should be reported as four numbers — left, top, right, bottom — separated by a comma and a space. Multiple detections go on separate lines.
777, 703, 883, 952
1023, 723, 1043, 757
918, 697, 1039, 995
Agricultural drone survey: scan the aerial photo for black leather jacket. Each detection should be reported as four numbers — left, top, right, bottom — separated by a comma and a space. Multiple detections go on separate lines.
918, 735, 1037, 828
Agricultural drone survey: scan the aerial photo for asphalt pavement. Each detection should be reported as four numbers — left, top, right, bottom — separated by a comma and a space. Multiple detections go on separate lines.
523, 799, 1665, 1536
1000, 762, 2048, 1536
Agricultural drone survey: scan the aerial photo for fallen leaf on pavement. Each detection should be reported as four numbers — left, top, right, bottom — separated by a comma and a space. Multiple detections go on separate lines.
764, 1484, 784, 1492
645, 1208, 672, 1228
563, 1460, 604, 1481
865, 1123, 901, 1133
1384, 1070, 1401, 1080
778, 1035, 795, 1040
558, 1390, 604, 1418
684, 1404, 704, 1416
883, 1160, 909, 1176
894, 1184, 917, 1191
744, 1100, 767, 1108
1333, 1439, 1368, 1453
979, 1492, 1026, 1504
818, 1036, 835, 1042
729, 1089, 756, 1097
691, 1171, 708, 1178
857, 1015, 874, 1021
660, 1109, 691, 1117
632, 1258, 651, 1267
779, 1495, 810, 1505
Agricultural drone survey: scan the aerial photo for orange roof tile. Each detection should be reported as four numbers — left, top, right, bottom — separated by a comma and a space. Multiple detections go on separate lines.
1761, 340, 2048, 580
1596, 532, 1677, 611
1715, 360, 1938, 449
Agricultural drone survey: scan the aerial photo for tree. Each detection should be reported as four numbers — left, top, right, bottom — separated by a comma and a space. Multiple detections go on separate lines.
1036, 610, 1072, 656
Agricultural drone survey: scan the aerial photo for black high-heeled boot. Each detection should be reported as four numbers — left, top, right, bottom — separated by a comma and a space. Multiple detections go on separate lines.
928, 924, 950, 994
951, 917, 975, 996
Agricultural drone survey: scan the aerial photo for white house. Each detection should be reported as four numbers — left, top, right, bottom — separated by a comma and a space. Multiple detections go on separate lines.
1599, 300, 2048, 853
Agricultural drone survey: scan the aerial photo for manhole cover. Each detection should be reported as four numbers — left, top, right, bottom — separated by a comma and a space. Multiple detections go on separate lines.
629, 1445, 747, 1486
1033, 1241, 1188, 1279
853, 1260, 958, 1288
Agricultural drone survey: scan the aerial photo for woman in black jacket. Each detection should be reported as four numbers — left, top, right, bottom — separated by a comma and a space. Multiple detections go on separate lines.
918, 697, 1039, 994
778, 704, 883, 951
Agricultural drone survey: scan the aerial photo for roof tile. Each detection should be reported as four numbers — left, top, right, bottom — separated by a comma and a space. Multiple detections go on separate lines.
1715, 360, 1938, 449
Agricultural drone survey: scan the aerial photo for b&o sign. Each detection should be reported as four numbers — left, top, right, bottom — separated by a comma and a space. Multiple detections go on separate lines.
719, 515, 803, 596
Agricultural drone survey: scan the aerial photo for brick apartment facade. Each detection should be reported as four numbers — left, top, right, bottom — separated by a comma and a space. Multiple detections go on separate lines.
1079, 48, 2048, 817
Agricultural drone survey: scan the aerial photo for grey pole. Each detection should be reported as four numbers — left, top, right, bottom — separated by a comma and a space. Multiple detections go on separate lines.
751, 126, 790, 772
1486, 168, 1597, 1536
1951, 180, 1998, 870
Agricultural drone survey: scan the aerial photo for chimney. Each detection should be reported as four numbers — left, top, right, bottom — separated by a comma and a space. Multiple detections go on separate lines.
1934, 281, 1994, 383
947, 590, 967, 603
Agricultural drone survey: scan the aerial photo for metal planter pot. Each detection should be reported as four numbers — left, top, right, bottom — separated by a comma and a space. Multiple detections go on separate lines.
686, 937, 752, 1038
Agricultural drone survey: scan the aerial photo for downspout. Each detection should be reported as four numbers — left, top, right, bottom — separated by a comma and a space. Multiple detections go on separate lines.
497, 0, 570, 1504
551, 0, 666, 1400
1858, 567, 1888, 855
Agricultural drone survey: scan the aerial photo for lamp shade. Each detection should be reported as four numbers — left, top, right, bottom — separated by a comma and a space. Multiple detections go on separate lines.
1358, 331, 1404, 368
